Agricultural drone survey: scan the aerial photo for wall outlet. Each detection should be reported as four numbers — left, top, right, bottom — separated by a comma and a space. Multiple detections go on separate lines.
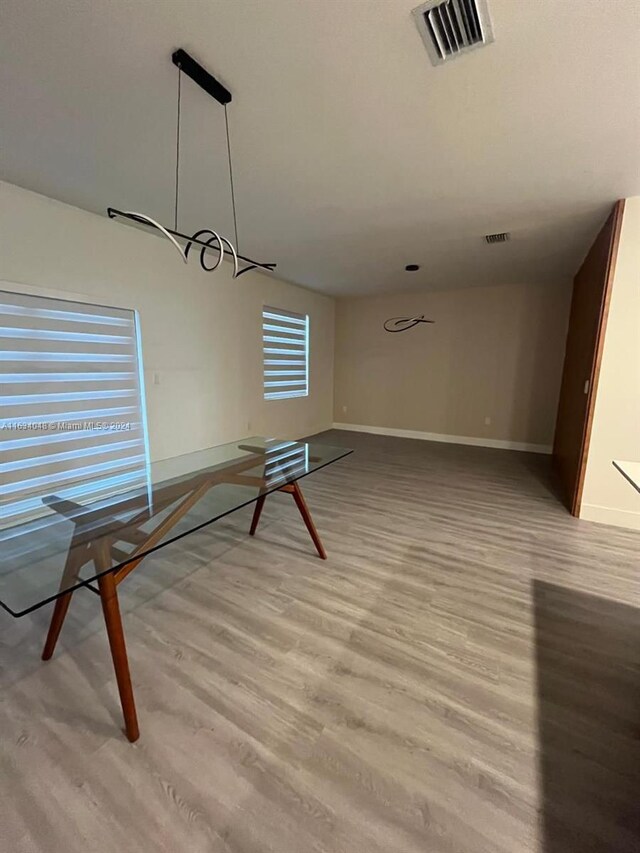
484, 416, 491, 425
153, 371, 160, 386
342, 405, 347, 414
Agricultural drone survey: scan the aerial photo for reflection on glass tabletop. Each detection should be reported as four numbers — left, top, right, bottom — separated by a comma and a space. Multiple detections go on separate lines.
0, 437, 352, 616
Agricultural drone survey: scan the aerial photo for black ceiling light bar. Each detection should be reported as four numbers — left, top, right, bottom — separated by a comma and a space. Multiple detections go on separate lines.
171, 49, 232, 105
107, 48, 276, 278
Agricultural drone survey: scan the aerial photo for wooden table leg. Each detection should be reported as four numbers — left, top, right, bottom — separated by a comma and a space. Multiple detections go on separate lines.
42, 592, 74, 661
282, 482, 327, 560
42, 543, 88, 660
249, 494, 266, 535
97, 569, 140, 743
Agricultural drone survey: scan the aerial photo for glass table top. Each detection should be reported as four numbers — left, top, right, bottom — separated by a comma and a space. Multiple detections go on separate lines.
0, 437, 352, 617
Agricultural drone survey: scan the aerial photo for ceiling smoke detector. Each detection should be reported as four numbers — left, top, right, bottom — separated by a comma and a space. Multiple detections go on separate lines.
412, 0, 494, 66
485, 232, 510, 244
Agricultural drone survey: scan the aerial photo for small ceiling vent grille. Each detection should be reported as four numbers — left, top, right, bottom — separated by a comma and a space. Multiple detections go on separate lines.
485, 232, 510, 244
412, 0, 494, 66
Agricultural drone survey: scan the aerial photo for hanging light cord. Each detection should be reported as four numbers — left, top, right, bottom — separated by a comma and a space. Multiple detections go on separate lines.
109, 51, 276, 276
224, 103, 240, 250
176, 68, 240, 254
174, 67, 182, 232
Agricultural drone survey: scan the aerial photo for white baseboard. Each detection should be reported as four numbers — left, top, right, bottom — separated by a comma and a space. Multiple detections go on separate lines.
579, 503, 640, 531
331, 422, 552, 455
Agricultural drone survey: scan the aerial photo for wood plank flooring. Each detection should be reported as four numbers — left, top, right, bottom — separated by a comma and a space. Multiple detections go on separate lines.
1, 430, 638, 853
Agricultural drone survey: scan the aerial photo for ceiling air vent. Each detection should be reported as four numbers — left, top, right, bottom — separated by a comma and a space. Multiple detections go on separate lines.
412, 0, 494, 66
485, 232, 510, 244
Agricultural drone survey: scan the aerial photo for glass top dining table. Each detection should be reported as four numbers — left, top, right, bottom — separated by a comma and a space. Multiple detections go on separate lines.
0, 436, 352, 617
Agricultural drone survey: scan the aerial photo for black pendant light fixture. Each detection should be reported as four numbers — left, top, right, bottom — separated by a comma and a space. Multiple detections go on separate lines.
108, 49, 276, 278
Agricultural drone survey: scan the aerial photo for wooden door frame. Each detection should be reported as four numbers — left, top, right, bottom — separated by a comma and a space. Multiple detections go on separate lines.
566, 199, 625, 516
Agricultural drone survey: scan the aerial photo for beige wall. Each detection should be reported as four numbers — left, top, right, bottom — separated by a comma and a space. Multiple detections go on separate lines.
334, 281, 571, 450
581, 196, 640, 530
0, 181, 335, 460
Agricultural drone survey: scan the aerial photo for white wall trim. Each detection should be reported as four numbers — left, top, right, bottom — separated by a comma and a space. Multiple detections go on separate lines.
579, 503, 640, 532
332, 422, 552, 454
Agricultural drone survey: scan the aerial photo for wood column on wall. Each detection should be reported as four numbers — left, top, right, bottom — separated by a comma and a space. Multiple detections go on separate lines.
552, 200, 625, 516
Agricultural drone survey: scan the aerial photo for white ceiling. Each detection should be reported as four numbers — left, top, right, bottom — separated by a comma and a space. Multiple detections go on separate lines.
1, 0, 639, 296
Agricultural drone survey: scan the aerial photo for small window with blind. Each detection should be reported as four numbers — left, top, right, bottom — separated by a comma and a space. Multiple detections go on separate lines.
262, 307, 309, 400
0, 288, 150, 531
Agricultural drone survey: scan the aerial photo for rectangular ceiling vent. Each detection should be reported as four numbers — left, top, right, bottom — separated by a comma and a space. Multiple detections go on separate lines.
412, 0, 494, 66
485, 232, 510, 244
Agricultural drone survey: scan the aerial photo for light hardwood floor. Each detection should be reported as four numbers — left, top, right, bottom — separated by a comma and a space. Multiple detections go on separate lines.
1, 430, 639, 853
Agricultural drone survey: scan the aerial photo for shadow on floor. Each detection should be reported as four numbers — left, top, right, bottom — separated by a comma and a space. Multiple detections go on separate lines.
533, 580, 640, 853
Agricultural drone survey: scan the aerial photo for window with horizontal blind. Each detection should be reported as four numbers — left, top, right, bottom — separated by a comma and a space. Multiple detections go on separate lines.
262, 306, 309, 400
0, 289, 150, 531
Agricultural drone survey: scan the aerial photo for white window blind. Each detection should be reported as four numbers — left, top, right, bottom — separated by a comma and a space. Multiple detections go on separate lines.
263, 306, 309, 400
0, 289, 150, 530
